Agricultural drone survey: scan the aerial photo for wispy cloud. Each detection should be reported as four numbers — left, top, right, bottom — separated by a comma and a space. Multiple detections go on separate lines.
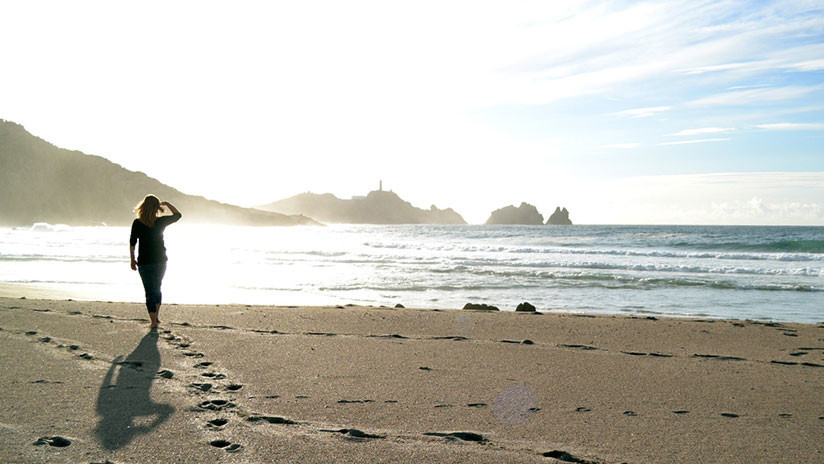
670, 127, 735, 136
688, 86, 822, 106
610, 106, 671, 118
659, 138, 730, 146
602, 142, 641, 149
755, 122, 824, 130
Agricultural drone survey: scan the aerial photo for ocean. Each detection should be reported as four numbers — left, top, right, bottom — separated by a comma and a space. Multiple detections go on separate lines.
1, 224, 822, 323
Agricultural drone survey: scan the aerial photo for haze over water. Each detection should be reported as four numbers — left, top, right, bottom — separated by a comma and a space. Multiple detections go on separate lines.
2, 224, 822, 323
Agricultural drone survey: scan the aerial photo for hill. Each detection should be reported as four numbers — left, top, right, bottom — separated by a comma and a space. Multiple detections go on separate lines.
259, 190, 466, 224
0, 120, 318, 227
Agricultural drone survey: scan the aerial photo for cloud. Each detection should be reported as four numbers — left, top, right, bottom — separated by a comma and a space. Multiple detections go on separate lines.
710, 197, 823, 222
755, 122, 824, 131
688, 86, 822, 106
658, 138, 730, 146
585, 172, 824, 225
609, 106, 671, 118
669, 127, 735, 136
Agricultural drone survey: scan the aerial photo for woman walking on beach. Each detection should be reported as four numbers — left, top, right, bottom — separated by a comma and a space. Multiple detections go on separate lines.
129, 195, 181, 329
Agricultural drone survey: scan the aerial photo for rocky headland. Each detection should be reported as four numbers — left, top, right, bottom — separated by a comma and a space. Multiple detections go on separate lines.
259, 190, 466, 225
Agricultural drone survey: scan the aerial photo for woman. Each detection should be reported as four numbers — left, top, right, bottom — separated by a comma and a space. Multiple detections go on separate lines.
129, 195, 181, 329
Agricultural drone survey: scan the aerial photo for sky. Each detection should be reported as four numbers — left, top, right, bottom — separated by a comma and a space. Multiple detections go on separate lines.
1, 0, 823, 225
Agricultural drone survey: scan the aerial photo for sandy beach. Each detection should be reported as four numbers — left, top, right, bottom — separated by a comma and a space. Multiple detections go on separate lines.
0, 296, 822, 463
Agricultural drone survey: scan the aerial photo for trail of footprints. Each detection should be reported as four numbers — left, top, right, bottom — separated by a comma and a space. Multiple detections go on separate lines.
153, 324, 548, 456
7, 304, 824, 460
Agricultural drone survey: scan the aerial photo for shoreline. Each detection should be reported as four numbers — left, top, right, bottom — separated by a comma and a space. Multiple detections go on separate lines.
2, 296, 823, 463
1, 282, 821, 325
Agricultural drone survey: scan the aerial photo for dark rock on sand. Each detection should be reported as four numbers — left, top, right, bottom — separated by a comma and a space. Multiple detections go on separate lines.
516, 302, 536, 312
463, 303, 499, 311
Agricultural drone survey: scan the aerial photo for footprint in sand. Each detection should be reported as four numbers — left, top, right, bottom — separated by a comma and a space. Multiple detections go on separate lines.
771, 360, 798, 365
32, 436, 71, 447
693, 354, 745, 361
621, 351, 647, 356
424, 431, 485, 443
194, 361, 213, 369
542, 450, 597, 463
247, 415, 297, 425
206, 418, 228, 430
209, 439, 243, 452
560, 344, 599, 351
190, 383, 213, 392
117, 361, 143, 369
225, 384, 243, 392
321, 428, 384, 440
199, 399, 236, 411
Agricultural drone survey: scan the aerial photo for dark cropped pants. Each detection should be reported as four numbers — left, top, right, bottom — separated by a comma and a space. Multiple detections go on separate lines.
137, 263, 166, 313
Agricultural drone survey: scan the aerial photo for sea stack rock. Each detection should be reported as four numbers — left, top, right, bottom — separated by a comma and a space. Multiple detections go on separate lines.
546, 207, 572, 225
485, 202, 544, 225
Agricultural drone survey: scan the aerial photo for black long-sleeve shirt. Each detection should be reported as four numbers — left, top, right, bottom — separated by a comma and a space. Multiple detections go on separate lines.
129, 212, 182, 265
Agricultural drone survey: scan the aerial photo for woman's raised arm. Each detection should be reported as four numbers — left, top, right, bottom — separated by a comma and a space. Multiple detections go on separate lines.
160, 201, 180, 216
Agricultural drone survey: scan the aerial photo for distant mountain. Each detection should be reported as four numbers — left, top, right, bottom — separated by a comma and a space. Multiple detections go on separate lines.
259, 190, 466, 224
0, 120, 319, 227
485, 202, 544, 225
547, 207, 573, 225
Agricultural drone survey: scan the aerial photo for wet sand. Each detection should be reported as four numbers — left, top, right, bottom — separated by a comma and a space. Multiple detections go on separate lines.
0, 296, 822, 463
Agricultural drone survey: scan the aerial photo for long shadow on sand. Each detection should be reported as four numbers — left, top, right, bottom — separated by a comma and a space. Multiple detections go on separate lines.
94, 330, 175, 450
